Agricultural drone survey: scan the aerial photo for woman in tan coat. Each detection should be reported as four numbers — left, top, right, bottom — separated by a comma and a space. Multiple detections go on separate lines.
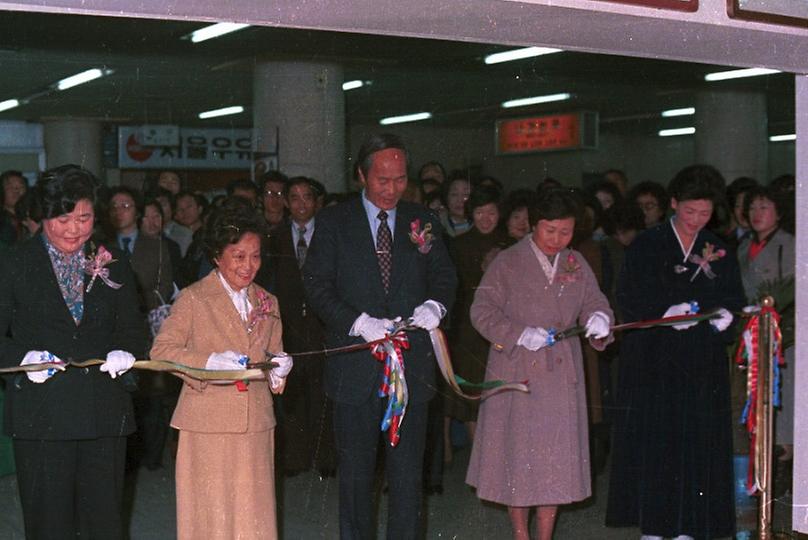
151, 198, 292, 540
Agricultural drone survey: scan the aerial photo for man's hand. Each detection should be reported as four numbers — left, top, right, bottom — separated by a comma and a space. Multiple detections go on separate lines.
410, 300, 446, 331
517, 327, 551, 352
20, 350, 65, 384
350, 313, 395, 343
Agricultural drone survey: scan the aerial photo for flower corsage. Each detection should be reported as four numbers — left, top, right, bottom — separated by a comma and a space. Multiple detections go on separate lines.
247, 289, 273, 334
84, 245, 123, 293
687, 242, 726, 282
557, 252, 581, 283
409, 219, 434, 254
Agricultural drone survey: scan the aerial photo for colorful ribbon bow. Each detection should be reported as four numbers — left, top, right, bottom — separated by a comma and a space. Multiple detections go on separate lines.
371, 332, 410, 447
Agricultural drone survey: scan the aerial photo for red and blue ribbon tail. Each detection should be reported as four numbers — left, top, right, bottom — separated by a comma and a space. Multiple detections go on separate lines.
372, 334, 410, 447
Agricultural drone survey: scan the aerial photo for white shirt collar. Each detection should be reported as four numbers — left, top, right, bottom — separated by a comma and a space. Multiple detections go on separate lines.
217, 271, 253, 322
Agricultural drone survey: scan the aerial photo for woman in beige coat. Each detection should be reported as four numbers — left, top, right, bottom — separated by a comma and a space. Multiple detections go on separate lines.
151, 198, 292, 540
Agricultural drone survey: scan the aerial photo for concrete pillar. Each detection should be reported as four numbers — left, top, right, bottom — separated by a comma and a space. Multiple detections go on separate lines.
43, 119, 103, 177
253, 61, 346, 193
695, 90, 768, 182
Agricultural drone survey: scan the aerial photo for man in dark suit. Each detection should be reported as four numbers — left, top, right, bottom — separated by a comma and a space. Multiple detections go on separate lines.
267, 176, 336, 476
303, 134, 456, 539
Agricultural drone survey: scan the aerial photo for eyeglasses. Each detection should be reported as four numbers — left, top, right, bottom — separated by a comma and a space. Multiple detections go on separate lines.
638, 202, 659, 211
264, 190, 283, 198
111, 202, 135, 210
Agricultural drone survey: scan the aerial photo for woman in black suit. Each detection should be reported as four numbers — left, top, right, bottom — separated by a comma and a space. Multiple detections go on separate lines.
0, 165, 145, 539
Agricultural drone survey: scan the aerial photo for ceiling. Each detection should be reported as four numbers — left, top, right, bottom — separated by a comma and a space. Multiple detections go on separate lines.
0, 11, 795, 135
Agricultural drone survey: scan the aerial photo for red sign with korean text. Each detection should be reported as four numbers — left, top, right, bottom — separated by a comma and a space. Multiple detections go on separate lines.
496, 113, 582, 154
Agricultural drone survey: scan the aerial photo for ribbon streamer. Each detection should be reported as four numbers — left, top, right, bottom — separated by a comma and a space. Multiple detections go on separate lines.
0, 359, 276, 382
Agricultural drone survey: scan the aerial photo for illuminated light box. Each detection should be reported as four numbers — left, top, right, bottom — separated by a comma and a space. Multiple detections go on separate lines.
495, 111, 598, 155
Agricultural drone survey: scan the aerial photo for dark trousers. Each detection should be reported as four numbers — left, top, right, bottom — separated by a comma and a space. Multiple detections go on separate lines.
14, 437, 127, 540
278, 354, 336, 472
334, 398, 428, 540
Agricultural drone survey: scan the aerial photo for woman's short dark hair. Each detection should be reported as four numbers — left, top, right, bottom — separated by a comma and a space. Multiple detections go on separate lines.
668, 165, 725, 204
37, 164, 99, 220
742, 185, 787, 225
590, 180, 623, 206
602, 203, 646, 236
143, 197, 165, 223
628, 181, 670, 212
503, 189, 538, 222
533, 187, 581, 226
204, 197, 266, 262
465, 185, 502, 216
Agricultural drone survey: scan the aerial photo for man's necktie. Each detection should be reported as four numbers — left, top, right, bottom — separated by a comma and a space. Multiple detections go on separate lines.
376, 211, 392, 293
121, 237, 132, 257
296, 226, 307, 268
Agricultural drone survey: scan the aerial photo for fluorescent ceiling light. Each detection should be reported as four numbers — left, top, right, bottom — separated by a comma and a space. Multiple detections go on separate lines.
501, 92, 571, 109
484, 47, 562, 65
56, 68, 113, 91
189, 23, 250, 44
659, 127, 696, 137
379, 112, 432, 125
769, 134, 796, 142
0, 99, 20, 113
198, 105, 244, 119
342, 80, 364, 91
704, 67, 780, 82
661, 107, 695, 117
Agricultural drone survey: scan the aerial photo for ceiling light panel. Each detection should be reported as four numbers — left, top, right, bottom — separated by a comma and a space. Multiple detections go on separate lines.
484, 47, 562, 65
198, 105, 245, 119
704, 67, 780, 82
501, 93, 571, 109
379, 112, 432, 125
189, 23, 250, 44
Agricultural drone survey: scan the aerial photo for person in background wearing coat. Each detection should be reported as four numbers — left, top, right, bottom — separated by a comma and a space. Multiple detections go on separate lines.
0, 164, 144, 539
263, 176, 336, 478
466, 187, 613, 540
151, 198, 293, 540
303, 133, 457, 539
737, 184, 795, 490
444, 185, 509, 463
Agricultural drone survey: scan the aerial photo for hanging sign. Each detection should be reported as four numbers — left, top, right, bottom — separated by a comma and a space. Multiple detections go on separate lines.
495, 111, 598, 155
117, 126, 278, 170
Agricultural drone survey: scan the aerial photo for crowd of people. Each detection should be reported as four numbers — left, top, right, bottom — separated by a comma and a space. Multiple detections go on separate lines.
0, 137, 796, 538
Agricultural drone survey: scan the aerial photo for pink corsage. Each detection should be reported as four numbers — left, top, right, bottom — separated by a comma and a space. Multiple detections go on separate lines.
247, 289, 273, 334
409, 219, 434, 254
84, 245, 123, 293
557, 252, 581, 283
688, 242, 726, 282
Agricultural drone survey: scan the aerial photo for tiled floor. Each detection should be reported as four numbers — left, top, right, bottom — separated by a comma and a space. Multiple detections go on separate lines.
0, 443, 793, 539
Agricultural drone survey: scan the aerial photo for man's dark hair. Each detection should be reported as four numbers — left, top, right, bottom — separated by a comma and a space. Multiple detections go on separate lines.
465, 185, 502, 217
356, 133, 408, 179
283, 176, 317, 199
227, 178, 259, 198
108, 185, 143, 215
603, 202, 646, 236
260, 170, 289, 193
628, 181, 670, 213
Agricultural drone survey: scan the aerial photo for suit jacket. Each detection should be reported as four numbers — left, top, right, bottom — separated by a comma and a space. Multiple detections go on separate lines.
130, 233, 174, 311
303, 197, 457, 405
0, 235, 145, 440
150, 270, 283, 433
269, 223, 324, 353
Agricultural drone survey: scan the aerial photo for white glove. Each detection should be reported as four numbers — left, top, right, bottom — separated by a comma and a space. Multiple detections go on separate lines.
517, 327, 551, 352
205, 350, 248, 371
349, 313, 396, 343
743, 305, 761, 314
709, 307, 733, 332
269, 352, 293, 390
20, 350, 65, 384
410, 300, 446, 331
100, 350, 136, 379
585, 311, 611, 340
663, 301, 699, 331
